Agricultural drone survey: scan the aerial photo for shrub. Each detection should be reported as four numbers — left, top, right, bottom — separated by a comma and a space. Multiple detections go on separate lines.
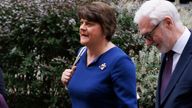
0, 0, 81, 107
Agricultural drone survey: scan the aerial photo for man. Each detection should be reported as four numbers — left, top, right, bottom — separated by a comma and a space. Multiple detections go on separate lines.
134, 0, 192, 108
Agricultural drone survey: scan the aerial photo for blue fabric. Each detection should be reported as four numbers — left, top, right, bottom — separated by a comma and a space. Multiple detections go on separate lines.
0, 67, 8, 108
68, 47, 137, 108
0, 94, 8, 108
0, 67, 6, 99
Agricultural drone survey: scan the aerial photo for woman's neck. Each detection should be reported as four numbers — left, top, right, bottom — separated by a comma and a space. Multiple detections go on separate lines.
86, 41, 115, 65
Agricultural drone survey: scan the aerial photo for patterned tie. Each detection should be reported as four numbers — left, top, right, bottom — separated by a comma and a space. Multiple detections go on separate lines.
160, 50, 174, 99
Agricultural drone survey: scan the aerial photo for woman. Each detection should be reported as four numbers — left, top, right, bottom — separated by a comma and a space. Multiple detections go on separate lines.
61, 1, 137, 108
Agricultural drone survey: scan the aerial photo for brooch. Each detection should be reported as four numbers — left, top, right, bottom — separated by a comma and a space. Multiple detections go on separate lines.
99, 63, 107, 70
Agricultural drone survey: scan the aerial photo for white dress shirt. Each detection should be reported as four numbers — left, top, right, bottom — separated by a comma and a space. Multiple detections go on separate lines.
171, 27, 191, 73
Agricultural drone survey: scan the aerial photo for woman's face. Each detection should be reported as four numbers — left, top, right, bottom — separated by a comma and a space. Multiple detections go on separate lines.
79, 19, 105, 47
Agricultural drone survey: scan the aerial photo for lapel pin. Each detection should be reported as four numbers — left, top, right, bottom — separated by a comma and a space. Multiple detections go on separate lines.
99, 63, 107, 70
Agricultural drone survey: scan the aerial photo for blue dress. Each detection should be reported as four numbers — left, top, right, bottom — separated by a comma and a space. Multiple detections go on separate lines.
68, 47, 137, 108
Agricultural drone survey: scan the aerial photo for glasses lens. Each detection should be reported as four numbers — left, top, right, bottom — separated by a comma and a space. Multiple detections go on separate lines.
142, 33, 151, 40
142, 22, 161, 40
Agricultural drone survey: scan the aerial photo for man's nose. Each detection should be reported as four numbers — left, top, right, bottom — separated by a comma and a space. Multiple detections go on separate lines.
145, 39, 154, 46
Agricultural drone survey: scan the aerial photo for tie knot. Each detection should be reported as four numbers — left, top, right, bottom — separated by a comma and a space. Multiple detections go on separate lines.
167, 50, 174, 58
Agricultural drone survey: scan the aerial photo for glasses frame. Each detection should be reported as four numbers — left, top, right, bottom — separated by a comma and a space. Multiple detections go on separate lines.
142, 21, 162, 40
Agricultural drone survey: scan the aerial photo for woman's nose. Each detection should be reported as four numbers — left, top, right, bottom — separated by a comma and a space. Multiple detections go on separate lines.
80, 23, 86, 31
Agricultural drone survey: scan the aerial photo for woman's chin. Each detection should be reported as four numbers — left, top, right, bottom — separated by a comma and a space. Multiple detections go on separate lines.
80, 41, 87, 46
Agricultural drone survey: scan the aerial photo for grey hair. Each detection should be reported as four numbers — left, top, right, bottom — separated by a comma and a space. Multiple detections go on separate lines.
134, 0, 183, 27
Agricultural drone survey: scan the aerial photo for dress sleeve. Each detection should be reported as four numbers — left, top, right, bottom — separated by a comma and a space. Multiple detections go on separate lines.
111, 56, 137, 108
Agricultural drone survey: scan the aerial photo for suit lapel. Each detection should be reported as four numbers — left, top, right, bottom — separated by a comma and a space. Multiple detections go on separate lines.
160, 34, 192, 105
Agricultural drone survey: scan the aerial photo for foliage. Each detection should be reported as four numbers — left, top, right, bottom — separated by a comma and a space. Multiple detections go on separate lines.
114, 11, 143, 55
0, 0, 81, 108
135, 46, 160, 108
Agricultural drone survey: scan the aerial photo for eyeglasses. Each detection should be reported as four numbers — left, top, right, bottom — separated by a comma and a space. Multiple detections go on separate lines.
142, 21, 162, 40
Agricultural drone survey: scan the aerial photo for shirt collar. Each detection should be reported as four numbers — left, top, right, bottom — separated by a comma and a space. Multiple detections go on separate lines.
172, 27, 191, 55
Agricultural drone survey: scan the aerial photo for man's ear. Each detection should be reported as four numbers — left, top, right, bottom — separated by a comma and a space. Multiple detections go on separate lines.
163, 16, 174, 30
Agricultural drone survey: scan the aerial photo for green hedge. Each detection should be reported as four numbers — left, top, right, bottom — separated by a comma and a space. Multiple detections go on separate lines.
0, 1, 159, 108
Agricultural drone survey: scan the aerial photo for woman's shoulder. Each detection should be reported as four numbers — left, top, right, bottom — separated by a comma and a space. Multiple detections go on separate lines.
108, 46, 128, 57
103, 47, 132, 64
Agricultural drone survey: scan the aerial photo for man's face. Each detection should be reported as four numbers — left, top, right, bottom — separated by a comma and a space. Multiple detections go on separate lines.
138, 16, 173, 53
